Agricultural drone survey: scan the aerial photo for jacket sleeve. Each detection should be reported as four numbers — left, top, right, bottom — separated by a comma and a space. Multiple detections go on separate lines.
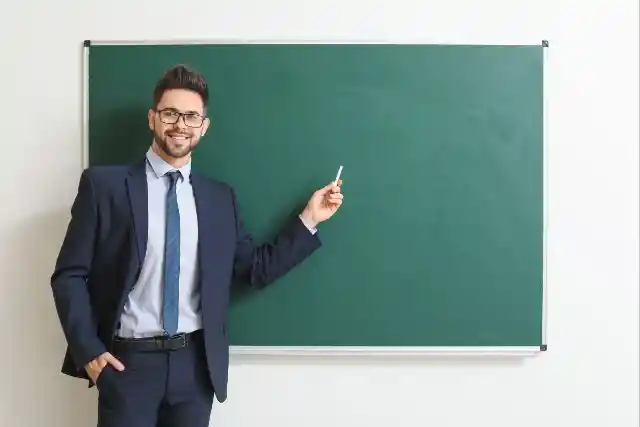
50, 169, 106, 371
230, 186, 322, 288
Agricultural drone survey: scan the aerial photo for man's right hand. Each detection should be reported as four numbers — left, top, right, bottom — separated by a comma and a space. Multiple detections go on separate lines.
85, 352, 125, 385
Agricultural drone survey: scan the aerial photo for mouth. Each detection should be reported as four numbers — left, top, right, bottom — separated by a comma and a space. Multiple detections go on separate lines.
167, 133, 190, 141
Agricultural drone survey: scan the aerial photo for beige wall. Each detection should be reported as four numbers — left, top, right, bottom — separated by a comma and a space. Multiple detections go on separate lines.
1, 1, 637, 426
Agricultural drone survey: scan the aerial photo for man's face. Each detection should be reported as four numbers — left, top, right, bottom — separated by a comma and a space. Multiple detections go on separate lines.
148, 89, 210, 160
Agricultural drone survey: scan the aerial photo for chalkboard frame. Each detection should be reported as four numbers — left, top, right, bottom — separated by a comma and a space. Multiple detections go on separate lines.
81, 39, 549, 357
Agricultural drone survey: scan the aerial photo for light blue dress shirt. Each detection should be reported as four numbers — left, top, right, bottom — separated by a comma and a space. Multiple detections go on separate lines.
118, 149, 201, 338
117, 148, 317, 338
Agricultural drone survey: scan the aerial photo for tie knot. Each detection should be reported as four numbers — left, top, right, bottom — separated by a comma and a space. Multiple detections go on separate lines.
166, 170, 181, 184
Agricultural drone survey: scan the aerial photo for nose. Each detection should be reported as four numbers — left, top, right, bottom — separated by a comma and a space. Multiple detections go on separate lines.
175, 117, 188, 130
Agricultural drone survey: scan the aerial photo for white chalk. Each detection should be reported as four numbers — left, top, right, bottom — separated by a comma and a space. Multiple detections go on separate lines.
334, 166, 343, 184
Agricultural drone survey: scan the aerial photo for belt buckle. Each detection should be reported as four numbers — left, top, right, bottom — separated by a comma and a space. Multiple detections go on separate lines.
175, 332, 187, 349
162, 333, 187, 350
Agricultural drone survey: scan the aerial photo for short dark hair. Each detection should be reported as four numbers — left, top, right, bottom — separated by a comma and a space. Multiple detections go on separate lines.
152, 64, 208, 110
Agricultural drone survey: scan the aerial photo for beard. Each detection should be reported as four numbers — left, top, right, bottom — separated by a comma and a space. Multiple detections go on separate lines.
153, 127, 197, 159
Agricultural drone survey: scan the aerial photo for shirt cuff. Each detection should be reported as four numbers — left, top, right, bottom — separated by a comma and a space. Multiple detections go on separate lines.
298, 214, 318, 235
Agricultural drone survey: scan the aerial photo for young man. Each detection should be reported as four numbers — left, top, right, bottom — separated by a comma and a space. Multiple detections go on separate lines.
50, 64, 343, 427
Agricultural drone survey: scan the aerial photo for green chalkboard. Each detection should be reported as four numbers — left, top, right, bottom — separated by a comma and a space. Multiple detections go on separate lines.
85, 42, 546, 351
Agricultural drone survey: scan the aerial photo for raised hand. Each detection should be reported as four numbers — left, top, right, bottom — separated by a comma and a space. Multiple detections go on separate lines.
300, 180, 344, 228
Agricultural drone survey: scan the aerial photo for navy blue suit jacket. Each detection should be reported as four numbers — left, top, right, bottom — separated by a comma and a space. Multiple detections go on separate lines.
50, 158, 322, 402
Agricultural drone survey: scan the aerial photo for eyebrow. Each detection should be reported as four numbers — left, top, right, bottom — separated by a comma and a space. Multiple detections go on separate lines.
160, 107, 202, 115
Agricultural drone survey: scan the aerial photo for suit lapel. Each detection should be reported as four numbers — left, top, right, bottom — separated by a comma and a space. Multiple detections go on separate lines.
190, 173, 227, 282
125, 159, 148, 267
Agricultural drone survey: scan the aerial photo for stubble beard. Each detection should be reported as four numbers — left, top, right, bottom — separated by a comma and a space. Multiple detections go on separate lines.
153, 129, 196, 159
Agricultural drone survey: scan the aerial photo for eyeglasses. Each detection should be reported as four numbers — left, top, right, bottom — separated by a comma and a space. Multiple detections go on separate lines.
156, 108, 206, 128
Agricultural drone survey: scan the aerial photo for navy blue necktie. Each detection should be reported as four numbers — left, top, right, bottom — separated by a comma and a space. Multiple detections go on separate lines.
163, 170, 181, 336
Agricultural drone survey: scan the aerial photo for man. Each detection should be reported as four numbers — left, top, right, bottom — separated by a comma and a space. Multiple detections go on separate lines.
50, 64, 343, 427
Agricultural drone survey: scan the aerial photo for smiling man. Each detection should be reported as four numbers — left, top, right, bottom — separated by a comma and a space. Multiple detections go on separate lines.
50, 64, 344, 427
149, 84, 207, 165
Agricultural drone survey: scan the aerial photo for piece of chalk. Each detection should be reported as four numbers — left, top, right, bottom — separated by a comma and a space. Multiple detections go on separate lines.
334, 166, 343, 184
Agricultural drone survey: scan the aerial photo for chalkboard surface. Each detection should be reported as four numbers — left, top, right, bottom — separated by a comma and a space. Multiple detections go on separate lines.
85, 42, 546, 351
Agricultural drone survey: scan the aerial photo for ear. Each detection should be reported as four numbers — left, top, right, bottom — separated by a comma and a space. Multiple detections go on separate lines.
148, 109, 155, 131
202, 117, 211, 136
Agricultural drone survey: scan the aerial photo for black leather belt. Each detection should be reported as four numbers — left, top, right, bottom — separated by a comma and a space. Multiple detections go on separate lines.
111, 329, 202, 352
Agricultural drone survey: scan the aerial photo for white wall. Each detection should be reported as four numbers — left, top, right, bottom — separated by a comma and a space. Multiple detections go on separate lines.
1, 1, 637, 426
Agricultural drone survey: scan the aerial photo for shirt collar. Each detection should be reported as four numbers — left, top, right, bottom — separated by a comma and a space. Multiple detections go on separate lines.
145, 147, 192, 181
